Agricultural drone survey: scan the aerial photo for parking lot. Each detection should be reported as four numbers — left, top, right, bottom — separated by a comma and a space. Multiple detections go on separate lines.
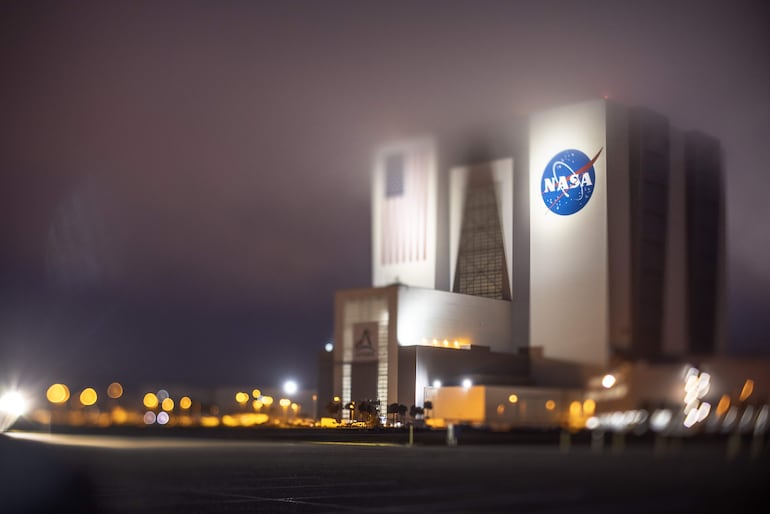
2, 431, 768, 513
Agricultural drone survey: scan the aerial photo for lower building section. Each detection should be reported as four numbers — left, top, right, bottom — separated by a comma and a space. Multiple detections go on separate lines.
332, 284, 516, 412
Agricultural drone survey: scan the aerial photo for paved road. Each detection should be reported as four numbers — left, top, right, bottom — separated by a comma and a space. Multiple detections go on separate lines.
1, 432, 768, 513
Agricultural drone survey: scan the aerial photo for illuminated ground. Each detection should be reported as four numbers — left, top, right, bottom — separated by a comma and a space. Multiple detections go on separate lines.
1, 432, 767, 513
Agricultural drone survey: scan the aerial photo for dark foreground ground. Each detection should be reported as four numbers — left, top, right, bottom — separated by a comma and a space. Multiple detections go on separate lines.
1, 429, 768, 513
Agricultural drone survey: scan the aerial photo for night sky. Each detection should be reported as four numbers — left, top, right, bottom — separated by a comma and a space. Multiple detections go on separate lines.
1, 1, 768, 393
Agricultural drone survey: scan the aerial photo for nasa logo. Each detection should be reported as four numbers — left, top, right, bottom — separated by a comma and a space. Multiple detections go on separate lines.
541, 147, 603, 215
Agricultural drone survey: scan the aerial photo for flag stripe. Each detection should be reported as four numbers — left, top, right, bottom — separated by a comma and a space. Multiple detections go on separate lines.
381, 147, 429, 266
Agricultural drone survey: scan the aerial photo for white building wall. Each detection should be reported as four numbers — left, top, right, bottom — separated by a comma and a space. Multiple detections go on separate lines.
372, 138, 438, 289
396, 286, 514, 353
334, 289, 394, 407
529, 100, 610, 366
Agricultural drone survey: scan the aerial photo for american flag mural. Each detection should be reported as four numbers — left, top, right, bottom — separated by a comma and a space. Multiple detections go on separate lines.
380, 147, 429, 265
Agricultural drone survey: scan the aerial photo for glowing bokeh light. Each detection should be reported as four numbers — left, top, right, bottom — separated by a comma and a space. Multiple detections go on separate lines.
235, 392, 249, 404
324, 342, 333, 352
650, 409, 672, 432
601, 374, 616, 389
0, 391, 27, 416
143, 392, 159, 409
79, 388, 98, 406
583, 399, 596, 416
46, 384, 70, 404
545, 400, 556, 411
161, 398, 174, 411
508, 394, 518, 404
143, 411, 157, 424
283, 380, 298, 396
157, 411, 170, 425
222, 415, 239, 427
179, 396, 192, 410
252, 400, 263, 410
252, 389, 261, 399
200, 416, 220, 427
107, 382, 123, 399
279, 398, 291, 408
461, 378, 472, 389
157, 389, 169, 401
716, 394, 731, 416
262, 396, 274, 406
112, 407, 128, 424
740, 379, 755, 401
432, 380, 442, 388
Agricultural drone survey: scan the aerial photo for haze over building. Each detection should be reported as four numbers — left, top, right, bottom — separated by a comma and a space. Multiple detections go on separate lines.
319, 98, 762, 429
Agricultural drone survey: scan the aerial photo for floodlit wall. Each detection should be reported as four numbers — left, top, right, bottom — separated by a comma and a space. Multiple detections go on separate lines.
334, 287, 398, 408
529, 99, 610, 366
372, 138, 438, 289
396, 286, 514, 353
426, 385, 583, 429
427, 385, 486, 425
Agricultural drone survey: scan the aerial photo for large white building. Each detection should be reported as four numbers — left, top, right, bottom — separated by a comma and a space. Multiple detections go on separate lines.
322, 99, 739, 427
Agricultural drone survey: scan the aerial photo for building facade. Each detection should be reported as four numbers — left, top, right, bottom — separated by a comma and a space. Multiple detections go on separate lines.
326, 99, 727, 423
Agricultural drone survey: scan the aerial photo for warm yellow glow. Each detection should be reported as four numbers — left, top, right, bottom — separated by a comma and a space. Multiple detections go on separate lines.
739, 379, 754, 401
239, 413, 269, 426
179, 396, 192, 410
200, 416, 220, 427
716, 394, 731, 416
583, 398, 596, 416
279, 398, 291, 408
319, 417, 339, 428
426, 337, 470, 350
545, 400, 556, 411
143, 392, 159, 409
96, 412, 111, 427
222, 415, 239, 427
508, 394, 518, 404
46, 384, 70, 404
161, 398, 174, 411
262, 396, 274, 406
29, 410, 51, 425
107, 382, 123, 399
67, 411, 86, 426
252, 400, 263, 410
252, 389, 261, 398
111, 407, 128, 424
291, 403, 299, 412
235, 392, 249, 404
177, 415, 193, 426
569, 401, 582, 417
333, 396, 340, 402
80, 388, 97, 406
496, 404, 505, 415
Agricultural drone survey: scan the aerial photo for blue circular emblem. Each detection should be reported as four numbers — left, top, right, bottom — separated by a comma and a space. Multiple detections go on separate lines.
540, 148, 600, 215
